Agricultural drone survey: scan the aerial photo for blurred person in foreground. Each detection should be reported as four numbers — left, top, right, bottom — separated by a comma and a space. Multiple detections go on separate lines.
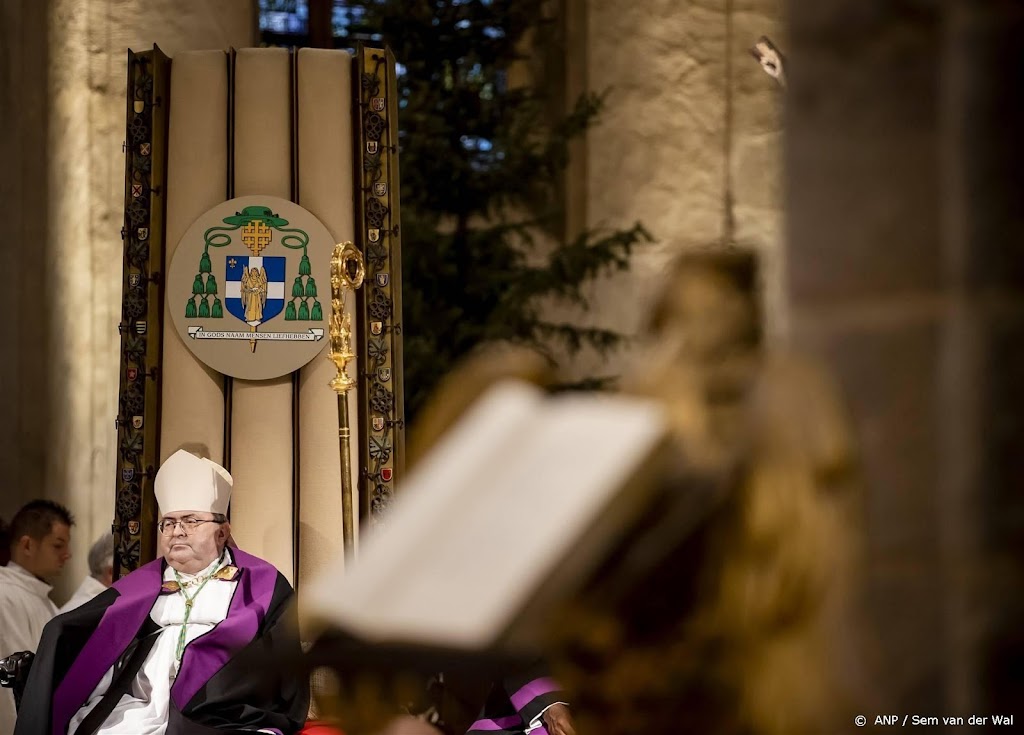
15, 449, 308, 734
0, 500, 75, 733
60, 533, 116, 614
544, 248, 872, 734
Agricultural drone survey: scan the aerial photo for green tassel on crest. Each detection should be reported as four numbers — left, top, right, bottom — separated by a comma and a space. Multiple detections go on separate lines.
285, 302, 297, 320
192, 275, 204, 295
198, 299, 210, 318
310, 301, 322, 320
211, 299, 223, 318
299, 255, 311, 276
292, 277, 304, 298
298, 302, 309, 321
185, 299, 197, 318
305, 277, 317, 298
205, 275, 218, 295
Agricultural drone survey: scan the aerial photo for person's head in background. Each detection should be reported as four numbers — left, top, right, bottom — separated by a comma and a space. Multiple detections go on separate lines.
8, 500, 75, 580
87, 533, 115, 587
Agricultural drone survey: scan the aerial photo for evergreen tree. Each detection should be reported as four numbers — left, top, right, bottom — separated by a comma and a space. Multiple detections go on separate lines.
344, 0, 650, 421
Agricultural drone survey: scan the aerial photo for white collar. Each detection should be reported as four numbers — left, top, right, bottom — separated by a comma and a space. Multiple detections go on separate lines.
2, 561, 54, 598
163, 547, 233, 582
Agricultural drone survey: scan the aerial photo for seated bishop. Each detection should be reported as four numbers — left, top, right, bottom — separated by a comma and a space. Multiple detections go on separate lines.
14, 449, 309, 735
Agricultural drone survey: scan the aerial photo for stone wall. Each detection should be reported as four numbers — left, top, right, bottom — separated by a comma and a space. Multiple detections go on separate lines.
560, 0, 785, 381
0, 0, 51, 543
787, 0, 1024, 720
0, 0, 255, 602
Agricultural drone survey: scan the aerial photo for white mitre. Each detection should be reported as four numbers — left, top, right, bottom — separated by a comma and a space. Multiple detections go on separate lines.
155, 449, 233, 515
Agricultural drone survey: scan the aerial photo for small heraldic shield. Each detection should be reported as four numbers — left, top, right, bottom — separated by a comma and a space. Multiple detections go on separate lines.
139, 142, 151, 156
132, 415, 144, 429
225, 255, 287, 326
366, 141, 378, 155
371, 321, 383, 336
371, 97, 385, 111
127, 367, 138, 381
373, 183, 387, 197
135, 321, 147, 334
378, 367, 391, 382
376, 273, 389, 287
122, 467, 135, 482
137, 227, 149, 241
133, 100, 144, 114
380, 467, 393, 482
368, 228, 380, 243
127, 521, 141, 535
129, 273, 142, 288
372, 416, 385, 432
131, 184, 144, 198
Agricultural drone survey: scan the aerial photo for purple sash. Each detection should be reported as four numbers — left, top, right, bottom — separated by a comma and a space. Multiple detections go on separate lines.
50, 548, 278, 735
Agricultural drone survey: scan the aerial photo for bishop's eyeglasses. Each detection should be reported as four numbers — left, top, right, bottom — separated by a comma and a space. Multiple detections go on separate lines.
157, 517, 225, 535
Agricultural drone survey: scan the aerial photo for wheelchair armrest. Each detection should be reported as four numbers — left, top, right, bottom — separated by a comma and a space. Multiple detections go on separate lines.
0, 651, 35, 710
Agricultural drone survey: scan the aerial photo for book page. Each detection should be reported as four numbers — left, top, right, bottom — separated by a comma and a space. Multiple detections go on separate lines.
305, 380, 668, 650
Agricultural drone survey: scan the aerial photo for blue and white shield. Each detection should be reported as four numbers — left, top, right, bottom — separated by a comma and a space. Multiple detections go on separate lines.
225, 255, 286, 326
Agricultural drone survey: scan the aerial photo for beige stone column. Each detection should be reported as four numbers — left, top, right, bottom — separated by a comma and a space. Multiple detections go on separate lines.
786, 0, 1024, 718
0, 0, 255, 603
557, 0, 785, 381
0, 1, 50, 526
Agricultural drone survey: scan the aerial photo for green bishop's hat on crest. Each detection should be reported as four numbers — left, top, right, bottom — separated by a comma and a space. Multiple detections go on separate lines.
221, 206, 289, 228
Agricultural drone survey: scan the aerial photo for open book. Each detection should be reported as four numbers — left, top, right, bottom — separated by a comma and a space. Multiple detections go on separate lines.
304, 380, 670, 652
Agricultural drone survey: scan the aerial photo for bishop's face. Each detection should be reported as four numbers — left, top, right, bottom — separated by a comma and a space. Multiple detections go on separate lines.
158, 511, 230, 574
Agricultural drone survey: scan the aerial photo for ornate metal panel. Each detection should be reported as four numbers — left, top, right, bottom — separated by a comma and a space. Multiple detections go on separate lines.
355, 45, 405, 525
114, 46, 169, 578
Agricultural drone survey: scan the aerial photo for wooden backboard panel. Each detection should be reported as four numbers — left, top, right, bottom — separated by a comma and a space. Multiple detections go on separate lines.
113, 46, 404, 588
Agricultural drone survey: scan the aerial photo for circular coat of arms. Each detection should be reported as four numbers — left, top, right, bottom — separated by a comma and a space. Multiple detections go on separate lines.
167, 196, 335, 380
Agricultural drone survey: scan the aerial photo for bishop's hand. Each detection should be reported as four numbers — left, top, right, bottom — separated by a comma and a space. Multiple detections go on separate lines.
0, 651, 35, 710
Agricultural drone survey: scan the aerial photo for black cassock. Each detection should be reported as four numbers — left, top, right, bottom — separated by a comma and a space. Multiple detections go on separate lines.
15, 547, 308, 735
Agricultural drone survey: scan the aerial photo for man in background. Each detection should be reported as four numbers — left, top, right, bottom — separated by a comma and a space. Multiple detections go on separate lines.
0, 499, 75, 733
60, 533, 115, 613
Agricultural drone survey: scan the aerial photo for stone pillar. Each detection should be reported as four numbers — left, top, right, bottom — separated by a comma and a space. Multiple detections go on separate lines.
786, 0, 1024, 718
729, 0, 787, 335
0, 1, 51, 525
562, 0, 784, 380
0, 0, 256, 603
943, 0, 1024, 713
